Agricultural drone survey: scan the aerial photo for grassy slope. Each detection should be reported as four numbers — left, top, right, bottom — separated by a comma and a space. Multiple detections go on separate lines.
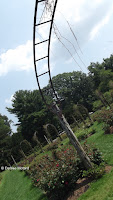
78, 122, 113, 200
0, 170, 48, 200
87, 123, 113, 165
79, 169, 113, 200
1, 122, 113, 200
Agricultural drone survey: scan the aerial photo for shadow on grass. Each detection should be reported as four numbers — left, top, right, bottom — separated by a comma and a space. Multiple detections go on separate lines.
64, 178, 92, 200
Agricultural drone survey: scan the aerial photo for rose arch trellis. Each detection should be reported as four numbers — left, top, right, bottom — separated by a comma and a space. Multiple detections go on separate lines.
33, 0, 92, 169
44, 123, 62, 142
32, 131, 44, 152
20, 140, 33, 158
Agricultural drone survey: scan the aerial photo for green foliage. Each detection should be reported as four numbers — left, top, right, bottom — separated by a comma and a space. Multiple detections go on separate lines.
88, 55, 113, 93
51, 71, 95, 111
92, 108, 113, 127
0, 114, 11, 137
93, 100, 103, 111
102, 123, 110, 134
28, 143, 103, 200
5, 54, 113, 169
79, 169, 113, 200
0, 113, 12, 168
82, 163, 105, 179
29, 147, 84, 200
7, 90, 61, 144
20, 140, 33, 156
83, 142, 104, 166
46, 141, 59, 151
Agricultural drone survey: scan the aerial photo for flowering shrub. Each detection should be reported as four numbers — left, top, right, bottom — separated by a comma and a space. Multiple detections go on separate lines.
82, 142, 105, 179
28, 144, 104, 200
19, 155, 35, 167
83, 141, 104, 166
29, 147, 84, 200
92, 109, 113, 126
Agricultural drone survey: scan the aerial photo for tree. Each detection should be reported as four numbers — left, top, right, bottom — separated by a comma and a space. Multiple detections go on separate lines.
7, 90, 61, 144
88, 58, 113, 93
0, 114, 12, 167
49, 71, 95, 111
0, 114, 11, 137
103, 54, 113, 71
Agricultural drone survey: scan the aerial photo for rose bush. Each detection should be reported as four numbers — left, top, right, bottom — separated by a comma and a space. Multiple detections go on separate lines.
29, 147, 84, 200
28, 145, 103, 200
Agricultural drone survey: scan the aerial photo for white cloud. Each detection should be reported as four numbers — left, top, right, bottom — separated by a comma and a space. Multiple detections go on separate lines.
0, 40, 33, 76
90, 3, 113, 40
0, 0, 113, 77
48, 0, 113, 63
0, 38, 51, 76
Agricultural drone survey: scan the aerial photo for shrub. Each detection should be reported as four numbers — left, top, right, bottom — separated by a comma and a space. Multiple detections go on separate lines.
82, 163, 105, 179
46, 141, 59, 151
102, 123, 113, 134
102, 123, 110, 134
92, 109, 113, 126
83, 142, 104, 166
29, 147, 84, 200
93, 100, 103, 111
29, 145, 104, 200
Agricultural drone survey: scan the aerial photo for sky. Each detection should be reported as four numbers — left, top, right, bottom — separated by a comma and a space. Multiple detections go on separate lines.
0, 0, 113, 132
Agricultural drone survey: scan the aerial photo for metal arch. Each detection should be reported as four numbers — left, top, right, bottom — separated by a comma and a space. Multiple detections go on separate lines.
33, 0, 59, 107
33, 0, 46, 105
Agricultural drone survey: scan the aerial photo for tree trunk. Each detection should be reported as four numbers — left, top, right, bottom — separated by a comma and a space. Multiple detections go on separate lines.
51, 103, 93, 169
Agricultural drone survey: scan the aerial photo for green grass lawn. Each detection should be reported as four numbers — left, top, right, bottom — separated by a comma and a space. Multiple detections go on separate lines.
86, 122, 113, 165
78, 169, 113, 200
78, 122, 113, 200
0, 170, 48, 200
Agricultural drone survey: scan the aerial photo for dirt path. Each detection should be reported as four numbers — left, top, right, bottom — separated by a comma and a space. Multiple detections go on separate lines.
65, 165, 112, 200
65, 178, 91, 200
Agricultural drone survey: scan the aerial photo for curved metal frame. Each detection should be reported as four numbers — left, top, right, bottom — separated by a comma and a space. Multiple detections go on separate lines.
33, 0, 59, 106
33, 1, 93, 170
45, 123, 62, 140
20, 140, 33, 156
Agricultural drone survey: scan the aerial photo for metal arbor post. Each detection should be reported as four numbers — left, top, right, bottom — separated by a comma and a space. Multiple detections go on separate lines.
33, 0, 92, 169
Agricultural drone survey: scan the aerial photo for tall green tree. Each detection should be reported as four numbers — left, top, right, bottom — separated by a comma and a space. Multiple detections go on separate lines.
0, 114, 12, 167
7, 90, 61, 143
48, 71, 95, 111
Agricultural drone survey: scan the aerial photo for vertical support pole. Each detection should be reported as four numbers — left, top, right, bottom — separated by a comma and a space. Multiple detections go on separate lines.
51, 103, 93, 169
44, 135, 50, 144
11, 155, 18, 167
20, 149, 26, 159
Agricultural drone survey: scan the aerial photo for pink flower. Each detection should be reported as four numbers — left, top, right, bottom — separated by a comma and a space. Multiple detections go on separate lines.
37, 179, 39, 182
56, 163, 59, 167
